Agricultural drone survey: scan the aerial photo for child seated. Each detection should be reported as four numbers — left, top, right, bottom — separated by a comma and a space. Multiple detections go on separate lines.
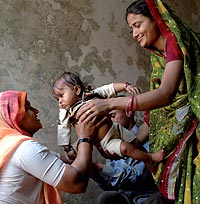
52, 72, 164, 164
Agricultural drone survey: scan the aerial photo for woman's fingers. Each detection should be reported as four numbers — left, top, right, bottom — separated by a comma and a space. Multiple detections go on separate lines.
76, 99, 109, 123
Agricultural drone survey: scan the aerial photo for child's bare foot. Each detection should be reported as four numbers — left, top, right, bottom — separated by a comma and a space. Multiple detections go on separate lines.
150, 149, 165, 163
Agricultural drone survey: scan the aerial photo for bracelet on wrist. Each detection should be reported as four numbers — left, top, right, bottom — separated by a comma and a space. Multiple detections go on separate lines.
133, 95, 138, 110
126, 95, 138, 111
76, 138, 93, 150
124, 82, 130, 89
126, 96, 134, 111
63, 144, 75, 153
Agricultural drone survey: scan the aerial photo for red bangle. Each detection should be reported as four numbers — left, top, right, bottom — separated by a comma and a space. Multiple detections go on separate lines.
126, 95, 138, 111
126, 96, 134, 111
124, 82, 129, 89
144, 111, 150, 127
133, 95, 138, 110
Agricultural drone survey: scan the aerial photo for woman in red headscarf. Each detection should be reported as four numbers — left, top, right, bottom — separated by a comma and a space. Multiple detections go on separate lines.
0, 90, 95, 204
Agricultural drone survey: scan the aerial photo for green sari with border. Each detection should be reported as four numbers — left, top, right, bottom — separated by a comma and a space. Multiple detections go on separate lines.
145, 0, 200, 203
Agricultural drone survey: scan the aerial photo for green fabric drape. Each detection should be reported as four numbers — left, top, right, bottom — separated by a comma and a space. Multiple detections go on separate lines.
145, 0, 200, 203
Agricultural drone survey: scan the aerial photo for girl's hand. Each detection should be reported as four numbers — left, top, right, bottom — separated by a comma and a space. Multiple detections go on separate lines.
60, 151, 76, 164
125, 84, 141, 95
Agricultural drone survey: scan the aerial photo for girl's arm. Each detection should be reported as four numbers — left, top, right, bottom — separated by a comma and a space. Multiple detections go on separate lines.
93, 82, 141, 99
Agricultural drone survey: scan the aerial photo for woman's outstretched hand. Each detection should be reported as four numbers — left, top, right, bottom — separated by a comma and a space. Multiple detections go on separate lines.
76, 98, 112, 123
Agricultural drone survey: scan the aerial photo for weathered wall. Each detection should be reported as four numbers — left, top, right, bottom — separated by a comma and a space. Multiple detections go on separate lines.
0, 0, 199, 204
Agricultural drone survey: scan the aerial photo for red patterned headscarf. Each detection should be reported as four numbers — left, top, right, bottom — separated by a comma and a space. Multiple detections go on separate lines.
0, 90, 31, 136
0, 90, 62, 204
0, 90, 34, 169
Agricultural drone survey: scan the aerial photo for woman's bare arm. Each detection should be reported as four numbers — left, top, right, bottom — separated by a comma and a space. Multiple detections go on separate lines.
76, 60, 183, 123
56, 118, 95, 193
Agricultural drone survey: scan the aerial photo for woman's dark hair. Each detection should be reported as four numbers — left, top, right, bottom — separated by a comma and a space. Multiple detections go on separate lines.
52, 71, 86, 95
126, 0, 153, 20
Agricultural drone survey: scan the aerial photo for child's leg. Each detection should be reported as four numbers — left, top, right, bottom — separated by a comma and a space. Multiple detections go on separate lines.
120, 141, 164, 162
149, 149, 165, 162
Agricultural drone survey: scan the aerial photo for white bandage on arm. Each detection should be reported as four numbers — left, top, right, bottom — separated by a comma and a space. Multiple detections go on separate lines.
93, 83, 116, 98
57, 108, 71, 146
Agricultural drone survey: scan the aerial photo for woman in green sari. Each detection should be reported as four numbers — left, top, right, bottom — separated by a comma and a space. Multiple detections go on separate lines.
76, 0, 200, 203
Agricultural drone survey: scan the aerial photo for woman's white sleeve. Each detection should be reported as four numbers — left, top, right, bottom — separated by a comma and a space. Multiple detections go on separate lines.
15, 140, 67, 187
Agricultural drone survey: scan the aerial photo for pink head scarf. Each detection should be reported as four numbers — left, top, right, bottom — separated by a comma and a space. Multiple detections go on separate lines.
0, 90, 34, 169
0, 90, 62, 204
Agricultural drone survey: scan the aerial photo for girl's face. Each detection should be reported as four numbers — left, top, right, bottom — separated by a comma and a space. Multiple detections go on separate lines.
19, 100, 42, 135
127, 13, 161, 48
53, 81, 81, 110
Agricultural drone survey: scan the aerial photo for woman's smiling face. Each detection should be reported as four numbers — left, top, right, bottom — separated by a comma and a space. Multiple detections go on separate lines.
19, 100, 42, 135
127, 13, 161, 48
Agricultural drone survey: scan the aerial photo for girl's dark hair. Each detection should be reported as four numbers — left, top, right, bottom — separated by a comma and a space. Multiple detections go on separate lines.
52, 71, 86, 95
126, 0, 153, 20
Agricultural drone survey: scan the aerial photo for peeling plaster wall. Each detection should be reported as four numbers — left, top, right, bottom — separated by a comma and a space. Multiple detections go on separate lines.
0, 0, 199, 204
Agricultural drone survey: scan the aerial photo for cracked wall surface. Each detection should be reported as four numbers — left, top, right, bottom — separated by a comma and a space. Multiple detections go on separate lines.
0, 0, 199, 203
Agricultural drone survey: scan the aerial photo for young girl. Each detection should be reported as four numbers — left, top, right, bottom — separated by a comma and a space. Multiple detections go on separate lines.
52, 72, 164, 163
